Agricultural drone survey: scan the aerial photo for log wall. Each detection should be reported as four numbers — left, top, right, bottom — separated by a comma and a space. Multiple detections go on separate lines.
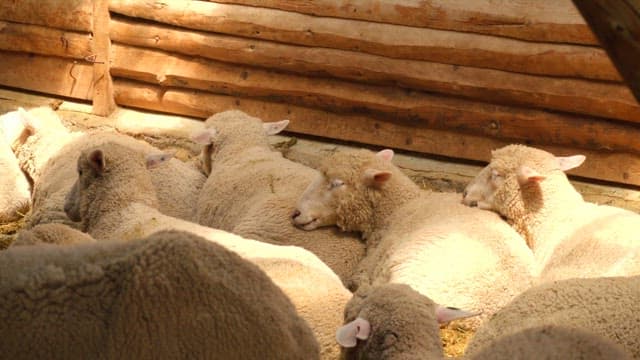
1, 0, 639, 186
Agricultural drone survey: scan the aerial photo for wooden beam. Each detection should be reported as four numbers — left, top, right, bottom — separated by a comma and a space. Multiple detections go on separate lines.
111, 44, 640, 155
0, 0, 93, 32
112, 79, 640, 186
207, 0, 598, 45
0, 51, 94, 100
573, 0, 640, 103
109, 0, 616, 80
91, 0, 115, 116
110, 18, 640, 123
0, 21, 92, 60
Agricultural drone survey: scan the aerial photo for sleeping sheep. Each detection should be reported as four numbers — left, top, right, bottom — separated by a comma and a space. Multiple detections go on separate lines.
10, 223, 96, 247
192, 110, 364, 282
337, 284, 478, 359
292, 148, 536, 329
0, 108, 31, 223
0, 230, 319, 359
64, 141, 351, 359
464, 275, 640, 358
461, 144, 640, 282
11, 106, 205, 227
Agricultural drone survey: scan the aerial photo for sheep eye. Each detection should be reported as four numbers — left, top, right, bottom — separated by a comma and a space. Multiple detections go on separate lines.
490, 169, 501, 180
78, 168, 83, 176
329, 179, 344, 190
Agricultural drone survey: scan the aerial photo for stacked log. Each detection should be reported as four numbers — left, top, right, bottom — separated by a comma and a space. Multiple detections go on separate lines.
0, 0, 639, 185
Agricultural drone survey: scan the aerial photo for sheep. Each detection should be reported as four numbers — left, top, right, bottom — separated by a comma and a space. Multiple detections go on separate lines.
0, 122, 30, 223
461, 144, 640, 281
64, 141, 352, 359
337, 284, 479, 359
0, 229, 320, 359
467, 324, 633, 360
192, 110, 365, 283
10, 223, 96, 247
11, 106, 205, 226
464, 275, 640, 358
292, 148, 536, 329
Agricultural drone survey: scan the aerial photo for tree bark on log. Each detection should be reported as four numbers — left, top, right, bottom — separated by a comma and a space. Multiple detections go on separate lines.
111, 44, 640, 155
110, 18, 640, 123
0, 0, 92, 32
108, 0, 617, 80
0, 21, 92, 60
112, 79, 640, 186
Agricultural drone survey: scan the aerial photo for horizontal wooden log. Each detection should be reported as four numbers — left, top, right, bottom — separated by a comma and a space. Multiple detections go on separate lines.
113, 79, 640, 186
111, 44, 640, 155
0, 21, 92, 60
0, 51, 94, 100
573, 0, 640, 103
0, 0, 92, 32
208, 0, 598, 45
110, 0, 616, 80
110, 18, 640, 123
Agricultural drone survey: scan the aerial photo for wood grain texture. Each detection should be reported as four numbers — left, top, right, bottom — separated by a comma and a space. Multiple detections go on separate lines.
0, 51, 94, 100
110, 18, 640, 123
91, 0, 116, 116
109, 0, 616, 80
112, 79, 640, 186
111, 44, 640, 155
0, 21, 92, 60
0, 0, 92, 32
573, 0, 640, 102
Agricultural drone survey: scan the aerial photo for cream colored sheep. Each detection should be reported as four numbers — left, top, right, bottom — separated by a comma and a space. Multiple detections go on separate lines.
10, 223, 96, 247
462, 144, 640, 281
193, 110, 364, 283
0, 230, 319, 359
0, 122, 30, 223
292, 148, 536, 329
337, 284, 478, 359
11, 107, 205, 226
467, 324, 633, 360
465, 275, 640, 358
64, 142, 351, 359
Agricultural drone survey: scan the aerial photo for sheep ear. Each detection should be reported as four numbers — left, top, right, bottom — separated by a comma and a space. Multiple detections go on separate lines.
556, 155, 585, 172
376, 149, 394, 162
88, 149, 106, 174
517, 166, 545, 186
146, 152, 174, 169
436, 306, 481, 324
191, 128, 217, 145
17, 108, 36, 134
364, 169, 392, 188
336, 317, 371, 348
263, 120, 289, 135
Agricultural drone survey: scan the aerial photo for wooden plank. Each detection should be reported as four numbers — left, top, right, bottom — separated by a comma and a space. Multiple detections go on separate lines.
112, 79, 640, 186
91, 0, 115, 116
110, 18, 640, 123
0, 0, 92, 32
0, 21, 92, 60
111, 44, 640, 155
0, 52, 93, 100
573, 0, 640, 103
208, 0, 598, 45
109, 0, 616, 80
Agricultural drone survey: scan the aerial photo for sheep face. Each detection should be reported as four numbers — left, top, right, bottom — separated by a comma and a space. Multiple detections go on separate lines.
292, 173, 342, 230
461, 145, 585, 219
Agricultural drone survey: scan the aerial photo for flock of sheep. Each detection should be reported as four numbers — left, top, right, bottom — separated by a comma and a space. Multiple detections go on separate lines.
0, 106, 639, 359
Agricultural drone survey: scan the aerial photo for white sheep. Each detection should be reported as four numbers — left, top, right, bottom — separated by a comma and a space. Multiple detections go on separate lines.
465, 275, 640, 358
64, 141, 352, 359
337, 284, 478, 359
192, 110, 365, 283
11, 107, 205, 226
467, 324, 633, 360
461, 144, 640, 281
0, 108, 32, 223
0, 230, 320, 359
292, 148, 536, 329
10, 223, 96, 247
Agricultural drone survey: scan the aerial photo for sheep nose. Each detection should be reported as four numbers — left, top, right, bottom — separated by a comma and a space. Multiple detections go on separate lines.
291, 209, 301, 220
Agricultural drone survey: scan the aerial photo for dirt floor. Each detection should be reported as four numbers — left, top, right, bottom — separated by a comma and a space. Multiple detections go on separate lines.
3, 87, 640, 357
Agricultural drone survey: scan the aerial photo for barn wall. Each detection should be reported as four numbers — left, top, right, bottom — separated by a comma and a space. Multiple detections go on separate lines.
0, 0, 639, 186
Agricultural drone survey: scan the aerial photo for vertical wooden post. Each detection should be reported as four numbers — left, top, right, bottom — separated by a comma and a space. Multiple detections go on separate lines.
91, 0, 116, 115
573, 0, 640, 103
